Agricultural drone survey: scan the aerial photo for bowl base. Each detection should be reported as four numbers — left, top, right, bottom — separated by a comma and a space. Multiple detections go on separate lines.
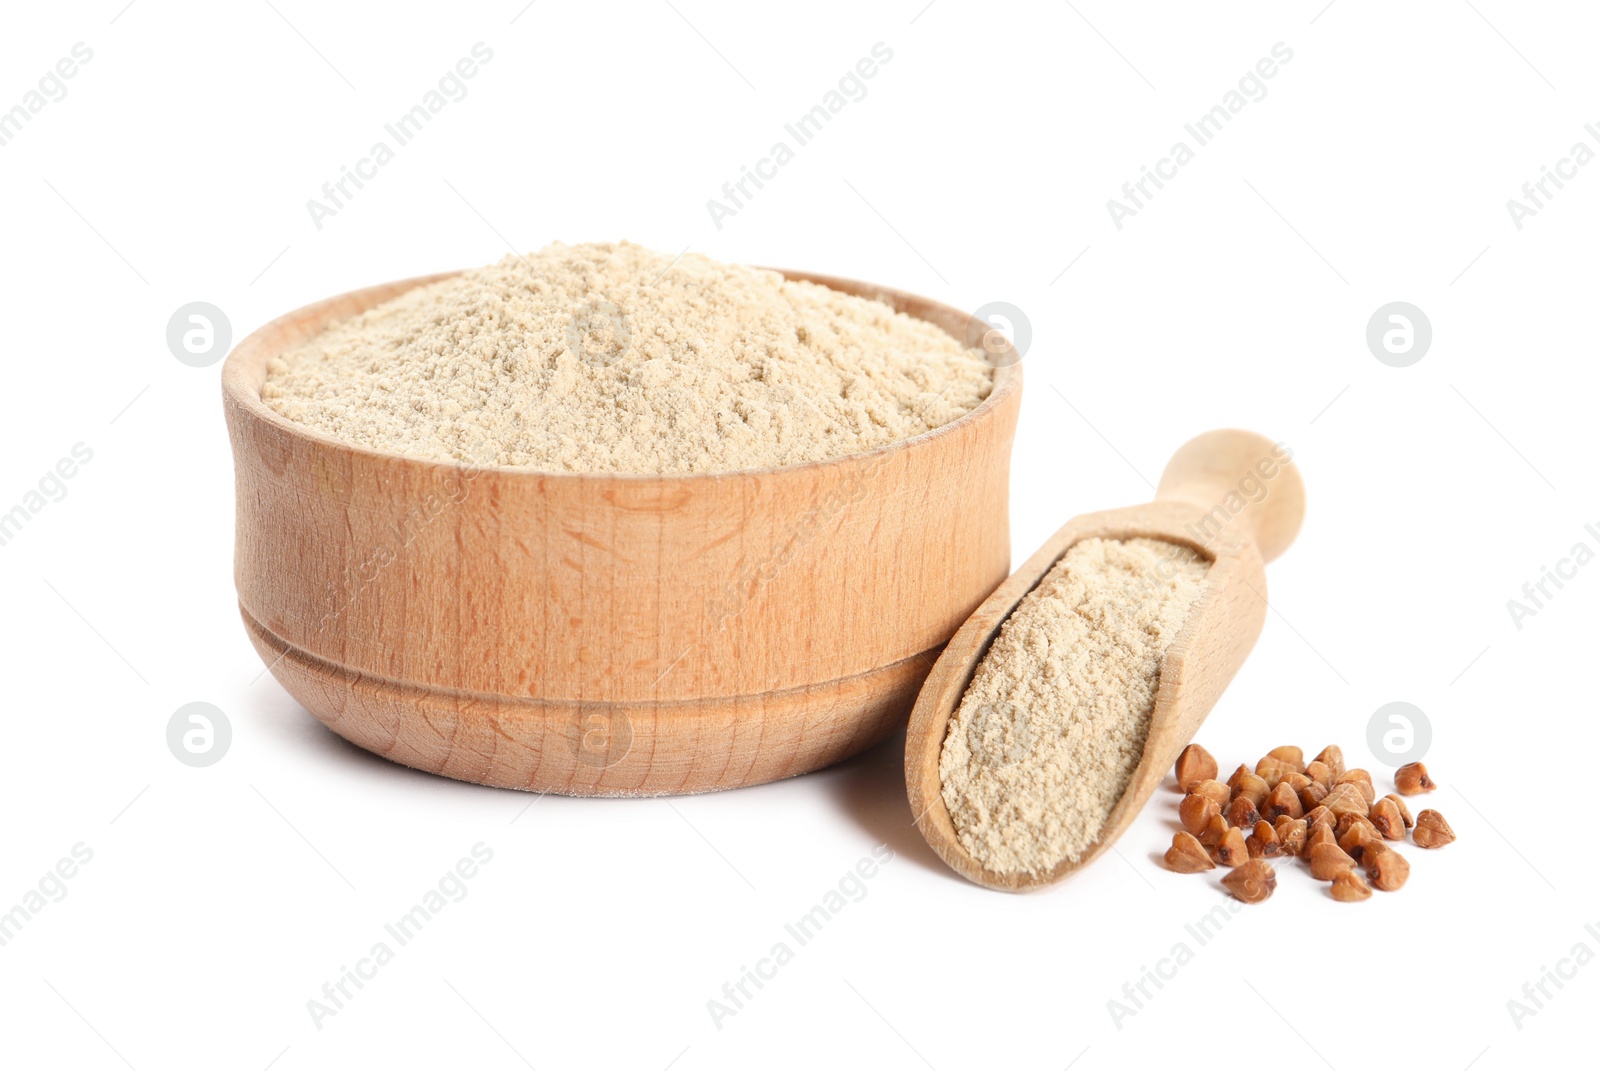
243, 605, 936, 796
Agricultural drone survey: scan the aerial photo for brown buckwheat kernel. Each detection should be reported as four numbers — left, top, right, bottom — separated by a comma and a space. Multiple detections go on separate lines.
1230, 769, 1271, 808
1263, 782, 1304, 823
1330, 869, 1372, 902
1174, 744, 1218, 791
1308, 842, 1357, 880
1364, 844, 1410, 891
1221, 859, 1277, 903
1180, 794, 1221, 836
1225, 763, 1252, 792
1369, 797, 1406, 840
1190, 779, 1232, 808
1165, 831, 1215, 872
1200, 813, 1230, 849
1246, 819, 1282, 859
1336, 769, 1376, 805
1411, 809, 1455, 848
1304, 760, 1333, 789
1225, 796, 1262, 830
1216, 827, 1249, 867
1335, 811, 1378, 841
1255, 757, 1297, 786
1274, 816, 1308, 857
1384, 794, 1414, 829
1266, 745, 1305, 771
1299, 782, 1330, 811
1313, 745, 1346, 779
1320, 784, 1370, 819
1337, 821, 1381, 863
1395, 762, 1436, 796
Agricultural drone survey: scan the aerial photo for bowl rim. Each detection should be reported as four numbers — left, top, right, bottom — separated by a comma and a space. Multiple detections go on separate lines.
222, 266, 1023, 483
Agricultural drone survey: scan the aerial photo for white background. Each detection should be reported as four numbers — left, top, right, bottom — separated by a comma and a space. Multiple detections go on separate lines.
1, 1, 1594, 1068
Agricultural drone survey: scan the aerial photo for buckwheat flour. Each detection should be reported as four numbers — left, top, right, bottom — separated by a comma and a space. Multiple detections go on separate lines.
939, 537, 1210, 877
261, 241, 993, 473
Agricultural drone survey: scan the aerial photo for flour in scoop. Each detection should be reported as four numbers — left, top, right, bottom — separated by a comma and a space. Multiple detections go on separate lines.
939, 538, 1210, 877
262, 241, 993, 474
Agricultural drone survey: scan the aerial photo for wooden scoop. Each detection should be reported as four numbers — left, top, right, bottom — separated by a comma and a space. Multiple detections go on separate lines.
905, 428, 1306, 891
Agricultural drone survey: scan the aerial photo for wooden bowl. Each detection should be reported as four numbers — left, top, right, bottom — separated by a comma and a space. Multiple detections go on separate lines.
223, 270, 1022, 795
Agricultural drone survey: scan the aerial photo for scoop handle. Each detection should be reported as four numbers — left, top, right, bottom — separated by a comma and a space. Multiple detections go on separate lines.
1152, 428, 1305, 564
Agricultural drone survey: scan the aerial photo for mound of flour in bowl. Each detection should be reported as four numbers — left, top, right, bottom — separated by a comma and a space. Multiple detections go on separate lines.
261, 241, 994, 474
